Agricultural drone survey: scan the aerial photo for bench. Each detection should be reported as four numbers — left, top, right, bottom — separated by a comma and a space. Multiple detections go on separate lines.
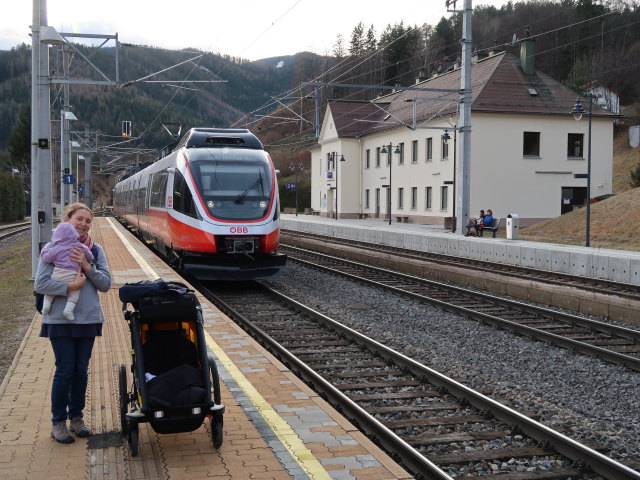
283, 207, 297, 214
395, 216, 409, 223
478, 217, 502, 238
357, 213, 369, 219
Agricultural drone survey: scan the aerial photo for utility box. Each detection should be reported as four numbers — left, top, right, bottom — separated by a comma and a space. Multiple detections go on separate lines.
506, 214, 519, 240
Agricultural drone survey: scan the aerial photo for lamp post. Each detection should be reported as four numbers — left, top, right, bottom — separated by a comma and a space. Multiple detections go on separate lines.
380, 144, 401, 225
328, 152, 345, 219
442, 127, 457, 232
60, 111, 77, 212
289, 162, 304, 216
571, 97, 592, 247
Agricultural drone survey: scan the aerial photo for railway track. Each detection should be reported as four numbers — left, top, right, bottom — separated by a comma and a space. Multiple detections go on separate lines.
199, 281, 640, 480
280, 245, 640, 372
0, 221, 30, 241
281, 230, 640, 303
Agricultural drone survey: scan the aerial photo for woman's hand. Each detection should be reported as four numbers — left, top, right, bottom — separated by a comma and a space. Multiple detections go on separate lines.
68, 269, 86, 292
69, 246, 92, 272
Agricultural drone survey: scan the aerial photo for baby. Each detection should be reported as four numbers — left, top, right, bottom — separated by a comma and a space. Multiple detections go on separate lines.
40, 222, 93, 320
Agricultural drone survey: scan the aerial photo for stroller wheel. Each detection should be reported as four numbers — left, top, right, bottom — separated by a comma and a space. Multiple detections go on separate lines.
210, 412, 223, 449
209, 356, 224, 448
128, 423, 139, 457
118, 364, 128, 436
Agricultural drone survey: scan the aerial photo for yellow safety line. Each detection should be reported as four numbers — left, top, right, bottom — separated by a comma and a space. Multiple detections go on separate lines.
106, 218, 159, 280
105, 217, 331, 479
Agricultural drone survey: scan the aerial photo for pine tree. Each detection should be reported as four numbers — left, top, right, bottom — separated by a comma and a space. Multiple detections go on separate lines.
349, 22, 365, 57
7, 104, 30, 193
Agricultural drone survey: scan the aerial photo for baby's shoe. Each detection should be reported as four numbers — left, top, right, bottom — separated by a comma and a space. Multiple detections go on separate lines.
42, 301, 51, 315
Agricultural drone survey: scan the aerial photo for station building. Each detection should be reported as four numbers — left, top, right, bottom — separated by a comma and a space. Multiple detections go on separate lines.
310, 40, 617, 227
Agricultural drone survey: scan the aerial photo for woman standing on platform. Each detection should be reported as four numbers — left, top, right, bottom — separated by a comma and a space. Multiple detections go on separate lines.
35, 202, 111, 444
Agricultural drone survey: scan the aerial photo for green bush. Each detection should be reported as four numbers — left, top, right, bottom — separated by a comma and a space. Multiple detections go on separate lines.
0, 173, 26, 222
631, 162, 640, 189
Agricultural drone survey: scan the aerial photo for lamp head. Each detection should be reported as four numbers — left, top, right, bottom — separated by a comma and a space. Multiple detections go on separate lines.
380, 146, 387, 155
571, 98, 585, 121
40, 26, 66, 46
394, 145, 401, 155
442, 130, 451, 144
339, 154, 346, 162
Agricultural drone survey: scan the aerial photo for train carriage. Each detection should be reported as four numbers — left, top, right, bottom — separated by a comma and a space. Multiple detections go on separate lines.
114, 128, 286, 280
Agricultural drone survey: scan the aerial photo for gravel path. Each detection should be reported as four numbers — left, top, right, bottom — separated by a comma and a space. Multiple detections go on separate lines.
265, 262, 640, 465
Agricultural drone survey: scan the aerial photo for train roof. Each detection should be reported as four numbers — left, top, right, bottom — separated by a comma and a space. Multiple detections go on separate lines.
176, 128, 263, 151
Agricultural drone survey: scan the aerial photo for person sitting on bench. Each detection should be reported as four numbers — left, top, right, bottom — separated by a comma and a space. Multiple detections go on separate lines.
477, 209, 494, 235
465, 210, 485, 236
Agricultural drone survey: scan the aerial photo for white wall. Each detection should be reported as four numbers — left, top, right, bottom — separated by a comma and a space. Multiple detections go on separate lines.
311, 111, 613, 224
471, 113, 613, 221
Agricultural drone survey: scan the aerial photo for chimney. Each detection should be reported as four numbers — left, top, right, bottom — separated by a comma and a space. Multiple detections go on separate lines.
519, 26, 535, 75
415, 69, 427, 84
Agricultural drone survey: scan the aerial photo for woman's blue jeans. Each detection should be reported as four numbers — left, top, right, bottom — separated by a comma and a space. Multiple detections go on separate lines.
49, 337, 95, 423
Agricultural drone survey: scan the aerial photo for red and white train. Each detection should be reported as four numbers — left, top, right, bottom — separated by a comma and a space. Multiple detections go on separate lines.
113, 128, 286, 280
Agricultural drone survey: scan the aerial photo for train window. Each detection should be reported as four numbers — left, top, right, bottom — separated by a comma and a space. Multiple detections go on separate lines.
150, 172, 169, 208
173, 170, 198, 218
190, 159, 273, 221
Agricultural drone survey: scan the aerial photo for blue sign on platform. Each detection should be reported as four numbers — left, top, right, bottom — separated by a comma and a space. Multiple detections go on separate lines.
286, 183, 297, 190
78, 184, 84, 194
63, 174, 75, 185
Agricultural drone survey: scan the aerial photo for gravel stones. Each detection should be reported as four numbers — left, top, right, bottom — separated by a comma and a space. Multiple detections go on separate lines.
266, 262, 640, 465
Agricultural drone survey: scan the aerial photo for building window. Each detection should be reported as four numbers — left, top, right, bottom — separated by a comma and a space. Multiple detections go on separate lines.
523, 132, 541, 157
440, 186, 448, 211
426, 137, 433, 161
425, 186, 432, 210
398, 188, 404, 209
568, 133, 584, 158
365, 149, 370, 168
365, 189, 370, 209
441, 137, 449, 160
376, 147, 381, 167
411, 187, 417, 209
398, 142, 405, 164
385, 146, 391, 166
411, 140, 418, 163
327, 153, 335, 171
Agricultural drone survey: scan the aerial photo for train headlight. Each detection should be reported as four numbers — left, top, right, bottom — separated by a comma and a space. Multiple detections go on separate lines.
259, 201, 267, 208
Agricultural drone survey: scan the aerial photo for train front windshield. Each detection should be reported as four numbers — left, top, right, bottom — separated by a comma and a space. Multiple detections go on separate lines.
190, 154, 273, 221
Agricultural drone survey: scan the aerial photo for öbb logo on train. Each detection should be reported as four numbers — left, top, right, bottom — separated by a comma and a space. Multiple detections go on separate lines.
230, 227, 249, 234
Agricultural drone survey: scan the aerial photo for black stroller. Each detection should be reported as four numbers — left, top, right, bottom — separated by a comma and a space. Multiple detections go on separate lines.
118, 279, 224, 456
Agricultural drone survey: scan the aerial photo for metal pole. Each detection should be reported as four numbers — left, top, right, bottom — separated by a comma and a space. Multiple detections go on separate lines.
295, 168, 299, 216
30, 0, 54, 277
456, 0, 473, 236
388, 143, 392, 225
335, 153, 339, 220
452, 127, 457, 232
586, 97, 592, 247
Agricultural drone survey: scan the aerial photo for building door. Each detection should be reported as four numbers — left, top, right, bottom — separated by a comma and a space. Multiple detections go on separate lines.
327, 188, 335, 218
561, 187, 587, 214
375, 188, 380, 218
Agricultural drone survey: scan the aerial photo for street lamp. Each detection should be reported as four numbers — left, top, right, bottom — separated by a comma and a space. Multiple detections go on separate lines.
60, 111, 78, 211
289, 162, 304, 216
571, 97, 592, 247
380, 144, 401, 225
327, 152, 345, 220
442, 127, 457, 232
